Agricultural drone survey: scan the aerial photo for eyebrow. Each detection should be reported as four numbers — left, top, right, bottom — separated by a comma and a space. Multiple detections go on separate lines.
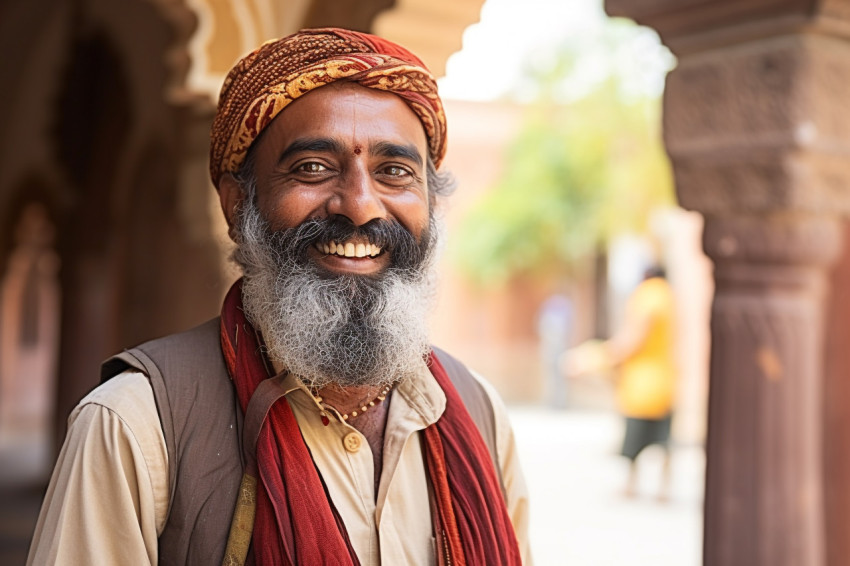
276, 137, 425, 168
277, 137, 345, 166
370, 141, 424, 167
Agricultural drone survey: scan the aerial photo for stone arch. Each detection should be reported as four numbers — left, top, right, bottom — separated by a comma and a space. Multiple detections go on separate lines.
48, 22, 141, 439
0, 176, 62, 483
372, 0, 486, 77
0, 0, 211, 441
52, 29, 132, 245
302, 0, 396, 32
0, 176, 64, 276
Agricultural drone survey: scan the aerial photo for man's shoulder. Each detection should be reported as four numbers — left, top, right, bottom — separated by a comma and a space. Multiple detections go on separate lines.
98, 317, 235, 450
431, 346, 484, 401
140, 317, 222, 350
432, 347, 502, 458
77, 370, 156, 420
101, 317, 223, 383
431, 346, 504, 409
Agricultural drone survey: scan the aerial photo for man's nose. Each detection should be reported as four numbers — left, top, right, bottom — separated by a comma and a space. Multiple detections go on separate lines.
327, 166, 387, 226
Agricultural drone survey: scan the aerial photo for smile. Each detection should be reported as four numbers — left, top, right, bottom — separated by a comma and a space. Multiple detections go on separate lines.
315, 239, 383, 258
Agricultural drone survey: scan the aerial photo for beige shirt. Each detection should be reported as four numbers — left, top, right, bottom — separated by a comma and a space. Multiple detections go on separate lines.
28, 363, 532, 566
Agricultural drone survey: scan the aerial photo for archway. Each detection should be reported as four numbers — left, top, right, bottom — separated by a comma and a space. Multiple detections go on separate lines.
0, 196, 61, 485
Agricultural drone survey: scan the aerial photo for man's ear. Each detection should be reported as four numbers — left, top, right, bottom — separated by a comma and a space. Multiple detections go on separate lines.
218, 173, 244, 239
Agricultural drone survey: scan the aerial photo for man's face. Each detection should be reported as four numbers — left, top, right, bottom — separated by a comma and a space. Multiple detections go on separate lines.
223, 82, 441, 388
231, 82, 431, 277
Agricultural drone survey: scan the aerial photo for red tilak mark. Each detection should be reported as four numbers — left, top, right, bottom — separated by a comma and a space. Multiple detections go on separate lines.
353, 147, 362, 155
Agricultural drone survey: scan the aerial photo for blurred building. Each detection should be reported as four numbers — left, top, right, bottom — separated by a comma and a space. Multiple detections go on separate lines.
434, 99, 558, 404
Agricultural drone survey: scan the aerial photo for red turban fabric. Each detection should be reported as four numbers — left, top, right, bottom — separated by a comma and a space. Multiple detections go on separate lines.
209, 27, 447, 189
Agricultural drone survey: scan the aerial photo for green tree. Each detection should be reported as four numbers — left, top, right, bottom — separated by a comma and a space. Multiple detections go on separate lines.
453, 19, 675, 287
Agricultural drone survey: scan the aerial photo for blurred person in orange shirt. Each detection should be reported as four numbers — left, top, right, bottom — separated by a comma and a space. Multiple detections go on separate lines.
563, 265, 677, 499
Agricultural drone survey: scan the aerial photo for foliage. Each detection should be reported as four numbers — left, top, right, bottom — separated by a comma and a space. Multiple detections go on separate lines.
452, 19, 675, 287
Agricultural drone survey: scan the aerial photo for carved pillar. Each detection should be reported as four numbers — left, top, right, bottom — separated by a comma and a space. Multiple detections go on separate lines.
700, 215, 837, 565
824, 220, 850, 566
605, 1, 850, 565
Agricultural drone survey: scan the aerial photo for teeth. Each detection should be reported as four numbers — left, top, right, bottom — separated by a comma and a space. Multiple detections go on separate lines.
320, 240, 382, 258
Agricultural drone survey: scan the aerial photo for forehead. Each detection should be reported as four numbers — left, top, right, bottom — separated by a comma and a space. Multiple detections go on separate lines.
255, 83, 429, 155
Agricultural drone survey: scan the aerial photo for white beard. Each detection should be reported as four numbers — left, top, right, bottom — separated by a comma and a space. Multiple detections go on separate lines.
231, 197, 440, 390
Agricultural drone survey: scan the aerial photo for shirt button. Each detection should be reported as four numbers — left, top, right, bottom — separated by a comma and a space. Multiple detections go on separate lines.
343, 432, 362, 453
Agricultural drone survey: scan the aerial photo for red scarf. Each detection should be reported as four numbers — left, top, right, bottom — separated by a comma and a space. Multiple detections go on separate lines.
220, 279, 521, 565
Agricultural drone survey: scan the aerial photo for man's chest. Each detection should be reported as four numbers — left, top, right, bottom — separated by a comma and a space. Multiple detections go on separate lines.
290, 391, 437, 566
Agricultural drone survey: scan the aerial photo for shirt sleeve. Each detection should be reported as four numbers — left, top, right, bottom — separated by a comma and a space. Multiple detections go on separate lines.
471, 371, 534, 566
27, 371, 168, 566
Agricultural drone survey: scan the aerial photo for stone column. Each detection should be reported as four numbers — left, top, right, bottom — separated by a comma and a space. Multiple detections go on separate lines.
605, 2, 850, 565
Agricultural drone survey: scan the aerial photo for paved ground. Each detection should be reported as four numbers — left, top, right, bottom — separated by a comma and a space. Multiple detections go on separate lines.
509, 407, 704, 565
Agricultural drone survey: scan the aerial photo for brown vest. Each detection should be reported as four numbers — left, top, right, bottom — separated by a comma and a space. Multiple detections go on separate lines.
101, 318, 502, 566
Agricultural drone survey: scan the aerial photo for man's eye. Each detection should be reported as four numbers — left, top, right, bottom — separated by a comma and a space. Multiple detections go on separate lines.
383, 166, 409, 177
297, 162, 327, 173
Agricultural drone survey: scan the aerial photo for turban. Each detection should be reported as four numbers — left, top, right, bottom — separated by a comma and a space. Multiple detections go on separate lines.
209, 27, 447, 189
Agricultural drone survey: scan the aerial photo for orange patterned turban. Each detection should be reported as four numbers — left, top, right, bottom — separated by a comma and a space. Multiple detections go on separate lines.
209, 27, 447, 189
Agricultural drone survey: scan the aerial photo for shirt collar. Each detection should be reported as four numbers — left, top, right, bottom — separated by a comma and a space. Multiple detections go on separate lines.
274, 355, 447, 427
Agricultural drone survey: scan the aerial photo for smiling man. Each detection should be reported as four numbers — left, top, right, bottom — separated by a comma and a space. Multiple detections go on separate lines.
28, 28, 530, 566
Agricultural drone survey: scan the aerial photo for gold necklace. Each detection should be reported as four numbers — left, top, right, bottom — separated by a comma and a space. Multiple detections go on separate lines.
311, 383, 393, 426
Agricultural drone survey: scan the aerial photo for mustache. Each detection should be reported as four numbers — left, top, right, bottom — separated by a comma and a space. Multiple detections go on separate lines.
269, 216, 430, 272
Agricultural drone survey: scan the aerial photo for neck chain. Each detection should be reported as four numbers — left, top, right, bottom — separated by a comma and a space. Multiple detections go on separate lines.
311, 383, 394, 426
